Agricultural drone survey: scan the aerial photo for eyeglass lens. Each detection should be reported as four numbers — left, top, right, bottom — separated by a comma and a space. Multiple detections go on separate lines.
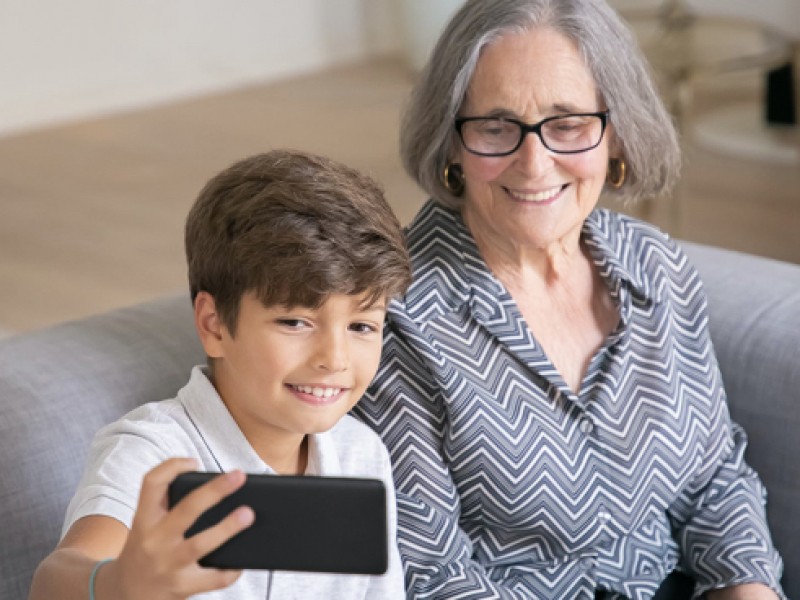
459, 114, 605, 156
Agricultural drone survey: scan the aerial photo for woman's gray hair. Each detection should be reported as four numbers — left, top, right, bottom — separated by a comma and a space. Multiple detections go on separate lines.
400, 0, 681, 208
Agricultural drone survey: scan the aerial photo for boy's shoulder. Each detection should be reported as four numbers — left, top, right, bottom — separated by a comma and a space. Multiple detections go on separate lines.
93, 368, 216, 459
93, 395, 195, 455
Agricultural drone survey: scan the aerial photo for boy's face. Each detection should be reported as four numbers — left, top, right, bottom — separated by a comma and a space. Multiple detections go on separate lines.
197, 291, 387, 455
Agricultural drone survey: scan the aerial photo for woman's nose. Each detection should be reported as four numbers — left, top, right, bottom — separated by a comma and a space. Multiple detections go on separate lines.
514, 131, 553, 176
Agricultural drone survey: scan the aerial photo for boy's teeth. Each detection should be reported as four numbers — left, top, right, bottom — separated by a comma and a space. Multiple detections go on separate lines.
295, 385, 340, 398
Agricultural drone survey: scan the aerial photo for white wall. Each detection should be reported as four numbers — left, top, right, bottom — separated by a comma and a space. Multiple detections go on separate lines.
398, 0, 463, 71
0, 0, 401, 137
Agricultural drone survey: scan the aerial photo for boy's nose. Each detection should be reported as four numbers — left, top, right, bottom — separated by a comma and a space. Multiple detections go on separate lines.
313, 332, 349, 372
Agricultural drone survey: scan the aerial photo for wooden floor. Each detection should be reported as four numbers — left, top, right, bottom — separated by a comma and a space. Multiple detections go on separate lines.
1, 56, 798, 334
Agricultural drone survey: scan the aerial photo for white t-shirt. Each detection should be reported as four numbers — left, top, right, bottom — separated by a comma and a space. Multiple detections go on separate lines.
63, 366, 405, 600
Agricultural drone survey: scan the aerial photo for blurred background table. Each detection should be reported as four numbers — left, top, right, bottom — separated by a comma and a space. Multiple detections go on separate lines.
611, 0, 798, 230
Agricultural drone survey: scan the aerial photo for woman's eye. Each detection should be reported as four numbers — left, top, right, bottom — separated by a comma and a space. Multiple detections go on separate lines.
550, 118, 586, 133
477, 121, 512, 136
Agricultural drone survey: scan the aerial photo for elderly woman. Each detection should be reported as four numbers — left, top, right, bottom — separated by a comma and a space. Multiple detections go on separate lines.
353, 0, 785, 598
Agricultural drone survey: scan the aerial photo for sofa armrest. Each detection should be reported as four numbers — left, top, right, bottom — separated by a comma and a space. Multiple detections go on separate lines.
0, 294, 203, 600
683, 241, 800, 598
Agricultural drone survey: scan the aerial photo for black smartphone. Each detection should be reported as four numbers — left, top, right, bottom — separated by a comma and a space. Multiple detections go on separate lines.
167, 472, 388, 574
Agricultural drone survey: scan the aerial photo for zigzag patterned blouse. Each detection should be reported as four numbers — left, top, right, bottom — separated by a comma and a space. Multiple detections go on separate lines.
353, 200, 784, 599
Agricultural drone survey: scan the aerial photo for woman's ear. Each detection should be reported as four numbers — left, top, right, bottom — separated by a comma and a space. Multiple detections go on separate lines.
194, 291, 225, 359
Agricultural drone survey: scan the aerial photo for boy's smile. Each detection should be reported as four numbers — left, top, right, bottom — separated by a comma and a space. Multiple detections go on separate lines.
288, 384, 347, 405
195, 290, 386, 472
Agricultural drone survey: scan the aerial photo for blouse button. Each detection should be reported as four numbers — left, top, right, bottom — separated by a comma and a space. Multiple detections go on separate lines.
580, 418, 594, 434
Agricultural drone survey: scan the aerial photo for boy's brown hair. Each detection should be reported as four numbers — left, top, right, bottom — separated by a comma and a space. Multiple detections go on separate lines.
185, 149, 411, 334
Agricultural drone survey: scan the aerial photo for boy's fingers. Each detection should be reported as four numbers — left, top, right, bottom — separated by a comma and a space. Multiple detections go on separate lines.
174, 567, 244, 597
166, 470, 248, 535
180, 505, 255, 563
134, 458, 198, 529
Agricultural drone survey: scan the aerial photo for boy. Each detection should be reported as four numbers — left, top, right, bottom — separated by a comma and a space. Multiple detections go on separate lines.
30, 150, 411, 599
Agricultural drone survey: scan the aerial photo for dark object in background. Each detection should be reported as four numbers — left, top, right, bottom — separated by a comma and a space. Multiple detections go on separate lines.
765, 61, 796, 125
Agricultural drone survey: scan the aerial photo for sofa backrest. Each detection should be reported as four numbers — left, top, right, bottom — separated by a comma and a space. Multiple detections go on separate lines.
683, 241, 800, 598
0, 294, 205, 600
1, 243, 798, 599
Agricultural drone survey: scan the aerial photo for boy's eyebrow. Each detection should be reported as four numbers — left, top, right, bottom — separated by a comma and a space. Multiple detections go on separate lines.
272, 299, 388, 312
360, 303, 387, 312
358, 300, 388, 312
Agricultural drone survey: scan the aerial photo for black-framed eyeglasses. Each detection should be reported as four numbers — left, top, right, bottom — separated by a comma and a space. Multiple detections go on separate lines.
455, 111, 610, 157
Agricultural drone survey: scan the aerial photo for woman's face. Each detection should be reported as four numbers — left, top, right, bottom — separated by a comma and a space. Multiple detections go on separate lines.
457, 26, 612, 254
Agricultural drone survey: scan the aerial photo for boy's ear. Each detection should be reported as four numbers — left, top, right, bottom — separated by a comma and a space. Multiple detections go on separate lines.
194, 291, 225, 359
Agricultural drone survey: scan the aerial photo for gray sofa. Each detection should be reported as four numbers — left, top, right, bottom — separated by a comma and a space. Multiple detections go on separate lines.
1, 241, 799, 600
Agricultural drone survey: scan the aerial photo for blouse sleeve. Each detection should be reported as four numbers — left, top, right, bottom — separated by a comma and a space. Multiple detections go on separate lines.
354, 320, 530, 599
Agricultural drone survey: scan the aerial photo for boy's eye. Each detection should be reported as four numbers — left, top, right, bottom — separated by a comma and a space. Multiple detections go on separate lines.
349, 322, 378, 334
276, 318, 308, 329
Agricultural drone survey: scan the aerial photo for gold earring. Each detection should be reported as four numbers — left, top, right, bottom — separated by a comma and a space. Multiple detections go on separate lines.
443, 163, 465, 196
607, 158, 626, 189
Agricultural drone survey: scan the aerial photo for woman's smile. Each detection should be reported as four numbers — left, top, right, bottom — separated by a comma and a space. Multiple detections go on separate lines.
503, 183, 567, 204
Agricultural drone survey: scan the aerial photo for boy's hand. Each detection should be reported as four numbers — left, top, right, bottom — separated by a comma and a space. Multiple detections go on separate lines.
104, 458, 255, 600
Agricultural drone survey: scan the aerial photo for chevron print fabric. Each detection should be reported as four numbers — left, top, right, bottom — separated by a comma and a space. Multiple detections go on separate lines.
353, 200, 785, 599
